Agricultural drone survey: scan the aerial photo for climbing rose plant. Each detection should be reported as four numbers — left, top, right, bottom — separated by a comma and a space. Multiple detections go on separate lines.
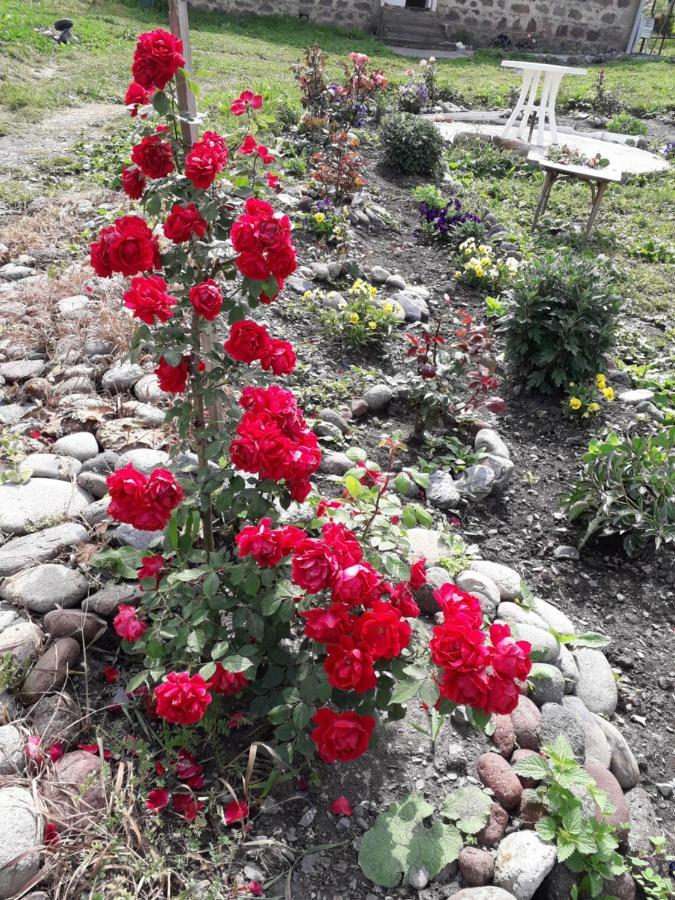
94, 29, 531, 765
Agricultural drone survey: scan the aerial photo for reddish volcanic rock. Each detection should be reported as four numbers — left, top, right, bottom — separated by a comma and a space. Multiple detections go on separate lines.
510, 694, 541, 750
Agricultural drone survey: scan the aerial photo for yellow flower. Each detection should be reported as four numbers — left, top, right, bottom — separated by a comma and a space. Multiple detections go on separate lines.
603, 387, 614, 401
368, 321, 377, 330
302, 291, 314, 301
595, 374, 606, 389
569, 397, 582, 410
588, 402, 601, 413
349, 313, 360, 324
383, 303, 393, 313
454, 271, 462, 278
314, 212, 326, 223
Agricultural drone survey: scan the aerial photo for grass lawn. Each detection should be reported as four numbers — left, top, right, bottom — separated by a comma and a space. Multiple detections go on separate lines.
1, 0, 674, 138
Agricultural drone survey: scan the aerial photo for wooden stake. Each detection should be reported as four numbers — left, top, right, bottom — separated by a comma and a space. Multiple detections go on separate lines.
168, 0, 199, 147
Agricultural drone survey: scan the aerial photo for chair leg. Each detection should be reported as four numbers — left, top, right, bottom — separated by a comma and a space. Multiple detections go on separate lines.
500, 71, 532, 140
536, 72, 553, 146
517, 71, 542, 141
533, 171, 555, 229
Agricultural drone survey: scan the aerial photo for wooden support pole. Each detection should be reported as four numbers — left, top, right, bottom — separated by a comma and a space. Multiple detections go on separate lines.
168, 0, 199, 148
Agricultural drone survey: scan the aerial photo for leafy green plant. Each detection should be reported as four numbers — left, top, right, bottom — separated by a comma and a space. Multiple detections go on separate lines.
513, 736, 627, 898
412, 183, 446, 207
318, 278, 401, 350
502, 253, 621, 394
564, 427, 675, 554
358, 793, 462, 888
484, 295, 505, 319
442, 785, 493, 835
380, 112, 444, 176
606, 112, 648, 136
629, 836, 674, 900
564, 373, 615, 420
0, 433, 30, 485
447, 136, 526, 178
630, 237, 674, 264
454, 236, 521, 292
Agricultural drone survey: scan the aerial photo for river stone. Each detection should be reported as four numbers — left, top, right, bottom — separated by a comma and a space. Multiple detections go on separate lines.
317, 408, 349, 434
452, 890, 517, 900
52, 431, 99, 461
0, 523, 88, 578
476, 752, 522, 810
0, 602, 19, 632
455, 464, 496, 499
497, 602, 548, 630
21, 453, 81, 480
0, 786, 40, 898
475, 428, 510, 459
530, 598, 575, 635
82, 582, 141, 616
389, 289, 429, 322
542, 862, 578, 900
427, 470, 460, 510
491, 715, 516, 758
539, 702, 585, 761
43, 609, 107, 645
482, 454, 514, 492
456, 570, 501, 610
29, 691, 82, 747
0, 621, 43, 666
45, 750, 105, 825
117, 448, 170, 473
80, 450, 119, 475
554, 645, 579, 692
54, 375, 96, 396
0, 564, 88, 614
386, 273, 406, 289
369, 265, 390, 283
134, 403, 166, 426
111, 523, 163, 550
476, 802, 509, 848
0, 724, 23, 775
406, 528, 445, 566
624, 786, 660, 854
81, 497, 111, 526
133, 374, 163, 403
528, 664, 565, 706
573, 648, 618, 715
0, 479, 92, 534
363, 384, 392, 413
506, 622, 560, 664
459, 847, 494, 887
319, 451, 352, 475
618, 388, 654, 404
20, 637, 81, 704
493, 831, 556, 900
57, 294, 88, 317
76, 471, 108, 498
592, 715, 640, 789
561, 697, 611, 768
0, 359, 45, 381
470, 561, 521, 600
583, 763, 629, 838
510, 694, 541, 750
101, 361, 144, 393
414, 566, 451, 615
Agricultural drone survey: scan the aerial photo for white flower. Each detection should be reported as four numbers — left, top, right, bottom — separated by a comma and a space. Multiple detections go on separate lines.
456, 42, 466, 50
505, 257, 520, 272
428, 56, 436, 63
419, 59, 428, 67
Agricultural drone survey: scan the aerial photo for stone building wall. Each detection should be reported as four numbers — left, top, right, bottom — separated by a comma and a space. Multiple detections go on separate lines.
188, 0, 381, 32
435, 0, 641, 51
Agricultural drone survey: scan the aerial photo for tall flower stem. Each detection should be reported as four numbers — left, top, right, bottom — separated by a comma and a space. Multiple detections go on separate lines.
190, 314, 216, 557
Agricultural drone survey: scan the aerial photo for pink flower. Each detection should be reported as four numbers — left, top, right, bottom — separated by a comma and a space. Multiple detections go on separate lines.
114, 604, 148, 642
329, 795, 353, 817
223, 798, 249, 825
246, 881, 264, 897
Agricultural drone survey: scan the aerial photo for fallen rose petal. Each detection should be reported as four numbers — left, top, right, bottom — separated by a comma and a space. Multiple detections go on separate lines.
329, 795, 353, 817
43, 821, 60, 848
223, 798, 248, 825
246, 881, 264, 897
103, 666, 121, 683
48, 741, 65, 763
147, 788, 171, 812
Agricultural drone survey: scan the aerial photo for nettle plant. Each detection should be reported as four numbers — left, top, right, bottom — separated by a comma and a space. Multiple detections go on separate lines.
94, 29, 532, 772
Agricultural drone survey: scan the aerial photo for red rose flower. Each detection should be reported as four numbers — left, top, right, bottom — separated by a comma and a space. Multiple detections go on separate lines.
230, 197, 297, 290
435, 584, 484, 629
155, 355, 190, 393
291, 538, 337, 594
43, 822, 60, 848
206, 664, 248, 696
438, 667, 489, 710
103, 666, 121, 684
236, 517, 285, 567
224, 319, 272, 364
223, 798, 248, 825
125, 81, 154, 116
236, 251, 271, 281
122, 166, 146, 200
430, 622, 488, 671
90, 215, 159, 278
154, 671, 212, 726
310, 708, 375, 763
320, 523, 363, 567
352, 601, 411, 660
132, 29, 185, 90
123, 275, 175, 325
230, 89, 263, 116
185, 131, 229, 189
384, 582, 420, 619
485, 674, 521, 715
163, 203, 208, 243
488, 622, 532, 682
267, 172, 280, 189
138, 554, 165, 586
189, 279, 222, 321
260, 339, 296, 376
145, 468, 183, 515
332, 562, 383, 608
300, 604, 353, 643
113, 604, 148, 642
409, 558, 427, 590
107, 464, 147, 522
256, 144, 275, 165
131, 134, 175, 179
324, 636, 377, 694
172, 792, 203, 822
329, 795, 353, 817
238, 134, 258, 156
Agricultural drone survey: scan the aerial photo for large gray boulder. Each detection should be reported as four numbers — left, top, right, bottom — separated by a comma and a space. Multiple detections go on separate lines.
0, 523, 89, 577
0, 786, 41, 898
0, 479, 92, 534
0, 564, 88, 614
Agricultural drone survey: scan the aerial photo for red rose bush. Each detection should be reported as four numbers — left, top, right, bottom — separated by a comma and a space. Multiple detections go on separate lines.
92, 28, 530, 776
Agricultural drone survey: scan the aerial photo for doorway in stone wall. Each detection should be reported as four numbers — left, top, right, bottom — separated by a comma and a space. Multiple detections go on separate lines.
406, 0, 430, 7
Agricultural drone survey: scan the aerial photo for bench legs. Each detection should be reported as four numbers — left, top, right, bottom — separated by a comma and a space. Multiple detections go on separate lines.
533, 174, 609, 239
533, 170, 557, 228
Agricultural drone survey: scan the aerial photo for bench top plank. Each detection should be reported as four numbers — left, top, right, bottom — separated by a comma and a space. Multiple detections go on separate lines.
528, 151, 623, 182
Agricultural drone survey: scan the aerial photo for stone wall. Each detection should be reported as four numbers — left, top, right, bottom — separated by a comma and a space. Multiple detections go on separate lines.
188, 0, 381, 32
435, 0, 641, 51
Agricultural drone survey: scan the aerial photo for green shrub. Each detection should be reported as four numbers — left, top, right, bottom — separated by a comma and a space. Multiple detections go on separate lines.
563, 427, 675, 555
606, 112, 648, 136
502, 254, 620, 393
380, 113, 444, 176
